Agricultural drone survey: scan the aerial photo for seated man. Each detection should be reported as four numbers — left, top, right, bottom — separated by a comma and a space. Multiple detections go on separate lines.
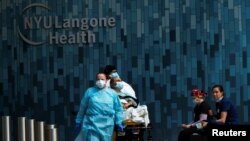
110, 77, 139, 109
110, 77, 150, 127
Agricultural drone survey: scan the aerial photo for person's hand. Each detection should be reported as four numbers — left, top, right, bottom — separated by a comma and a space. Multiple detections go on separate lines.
181, 124, 191, 129
124, 103, 131, 109
74, 123, 81, 133
201, 121, 208, 127
117, 124, 124, 132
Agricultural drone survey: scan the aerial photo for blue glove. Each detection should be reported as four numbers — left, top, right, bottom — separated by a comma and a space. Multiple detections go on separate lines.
117, 124, 124, 132
74, 123, 81, 133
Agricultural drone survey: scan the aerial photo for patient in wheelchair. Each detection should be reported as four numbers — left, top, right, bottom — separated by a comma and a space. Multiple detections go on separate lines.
110, 77, 150, 127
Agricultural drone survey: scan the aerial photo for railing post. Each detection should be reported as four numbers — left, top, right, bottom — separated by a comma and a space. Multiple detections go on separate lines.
18, 117, 26, 141
2, 116, 11, 141
26, 119, 35, 141
46, 124, 58, 141
35, 121, 45, 141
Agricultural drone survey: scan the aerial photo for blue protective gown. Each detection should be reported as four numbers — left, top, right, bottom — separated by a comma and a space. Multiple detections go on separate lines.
75, 87, 123, 141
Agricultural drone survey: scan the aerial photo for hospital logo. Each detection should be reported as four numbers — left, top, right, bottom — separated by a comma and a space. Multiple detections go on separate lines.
18, 3, 116, 46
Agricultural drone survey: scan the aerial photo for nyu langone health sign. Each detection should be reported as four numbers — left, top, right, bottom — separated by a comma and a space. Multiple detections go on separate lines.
18, 3, 116, 45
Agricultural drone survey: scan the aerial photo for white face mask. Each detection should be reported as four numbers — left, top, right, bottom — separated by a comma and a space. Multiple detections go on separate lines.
115, 82, 124, 90
96, 80, 106, 89
215, 97, 223, 102
192, 97, 204, 104
192, 99, 198, 104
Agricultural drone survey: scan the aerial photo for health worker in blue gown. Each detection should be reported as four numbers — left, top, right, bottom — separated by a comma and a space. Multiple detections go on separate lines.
74, 72, 124, 141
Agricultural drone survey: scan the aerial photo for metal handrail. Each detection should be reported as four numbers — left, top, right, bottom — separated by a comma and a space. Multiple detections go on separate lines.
1, 116, 58, 141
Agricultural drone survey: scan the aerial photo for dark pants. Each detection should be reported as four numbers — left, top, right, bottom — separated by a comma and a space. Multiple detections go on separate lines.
178, 127, 206, 141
